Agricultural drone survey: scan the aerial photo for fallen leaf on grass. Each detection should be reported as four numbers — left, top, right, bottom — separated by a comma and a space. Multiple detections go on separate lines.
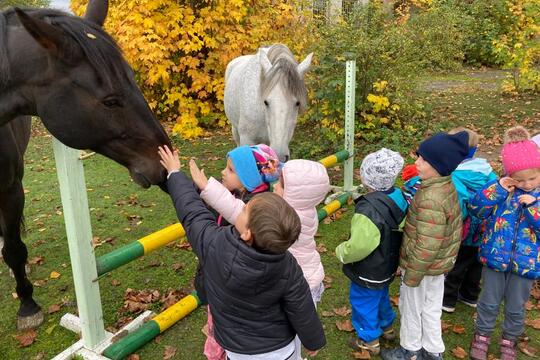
172, 263, 184, 271
452, 325, 466, 334
333, 306, 351, 317
32, 352, 45, 360
28, 256, 44, 265
33, 279, 47, 287
323, 276, 333, 289
47, 303, 62, 314
121, 288, 161, 314
525, 318, 540, 330
531, 284, 540, 300
111, 279, 121, 287
321, 311, 334, 317
390, 295, 399, 307
451, 346, 467, 359
518, 341, 537, 357
160, 288, 188, 310
316, 243, 328, 253
50, 271, 61, 279
14, 329, 37, 347
352, 349, 371, 359
201, 324, 209, 337
176, 241, 191, 250
127, 355, 140, 360
163, 345, 177, 359
45, 324, 56, 335
336, 319, 354, 332
441, 321, 452, 333
525, 301, 535, 311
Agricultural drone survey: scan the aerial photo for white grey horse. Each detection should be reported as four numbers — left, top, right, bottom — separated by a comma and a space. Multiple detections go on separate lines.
224, 44, 313, 162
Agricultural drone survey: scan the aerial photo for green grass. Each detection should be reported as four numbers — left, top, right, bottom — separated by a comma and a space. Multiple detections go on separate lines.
1, 70, 539, 359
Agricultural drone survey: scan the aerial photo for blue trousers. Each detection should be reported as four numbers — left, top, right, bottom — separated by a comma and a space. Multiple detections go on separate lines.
350, 282, 396, 342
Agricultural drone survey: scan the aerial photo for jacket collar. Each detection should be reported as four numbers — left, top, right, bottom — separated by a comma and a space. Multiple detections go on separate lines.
422, 175, 451, 187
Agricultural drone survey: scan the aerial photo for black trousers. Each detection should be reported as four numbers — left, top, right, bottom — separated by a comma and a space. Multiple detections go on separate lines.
443, 245, 482, 306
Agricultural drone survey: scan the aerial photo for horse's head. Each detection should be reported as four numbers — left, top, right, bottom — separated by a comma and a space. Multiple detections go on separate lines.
5, 1, 171, 188
259, 47, 312, 162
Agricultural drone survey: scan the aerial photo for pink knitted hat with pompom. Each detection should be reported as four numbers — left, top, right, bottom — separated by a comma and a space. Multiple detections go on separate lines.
501, 126, 540, 175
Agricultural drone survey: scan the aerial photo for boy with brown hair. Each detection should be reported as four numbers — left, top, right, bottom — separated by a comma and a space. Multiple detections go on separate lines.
158, 145, 326, 359
382, 132, 469, 360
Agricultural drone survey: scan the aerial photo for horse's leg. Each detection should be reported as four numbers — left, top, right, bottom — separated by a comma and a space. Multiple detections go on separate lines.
232, 125, 240, 145
0, 182, 43, 330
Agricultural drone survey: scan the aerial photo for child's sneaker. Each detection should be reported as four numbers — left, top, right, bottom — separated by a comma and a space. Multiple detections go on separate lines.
421, 348, 443, 360
457, 294, 477, 308
441, 304, 455, 313
381, 346, 422, 360
499, 338, 517, 360
470, 333, 490, 360
382, 326, 396, 341
348, 337, 380, 356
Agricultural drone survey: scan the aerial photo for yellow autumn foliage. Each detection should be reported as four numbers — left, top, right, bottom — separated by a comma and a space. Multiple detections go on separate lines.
71, 0, 313, 138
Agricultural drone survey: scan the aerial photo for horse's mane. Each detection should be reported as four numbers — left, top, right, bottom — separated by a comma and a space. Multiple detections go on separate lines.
0, 8, 135, 89
260, 44, 308, 112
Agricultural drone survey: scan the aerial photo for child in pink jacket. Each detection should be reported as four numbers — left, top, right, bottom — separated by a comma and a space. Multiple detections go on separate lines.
190, 157, 330, 358
190, 158, 330, 300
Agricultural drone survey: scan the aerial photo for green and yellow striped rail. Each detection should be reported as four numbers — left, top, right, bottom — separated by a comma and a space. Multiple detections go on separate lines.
96, 223, 185, 276
103, 292, 201, 360
318, 149, 351, 168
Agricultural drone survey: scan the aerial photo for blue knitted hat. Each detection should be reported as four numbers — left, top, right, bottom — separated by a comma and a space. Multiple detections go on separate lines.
417, 132, 469, 176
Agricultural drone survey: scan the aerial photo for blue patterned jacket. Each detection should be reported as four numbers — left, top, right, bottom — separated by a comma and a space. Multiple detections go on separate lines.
469, 180, 540, 280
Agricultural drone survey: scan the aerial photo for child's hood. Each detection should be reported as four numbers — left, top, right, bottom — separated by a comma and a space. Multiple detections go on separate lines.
452, 158, 497, 192
282, 160, 330, 210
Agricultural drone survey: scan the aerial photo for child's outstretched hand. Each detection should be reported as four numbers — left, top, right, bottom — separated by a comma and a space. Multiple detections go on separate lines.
158, 145, 181, 173
189, 159, 208, 190
518, 194, 537, 206
500, 177, 518, 192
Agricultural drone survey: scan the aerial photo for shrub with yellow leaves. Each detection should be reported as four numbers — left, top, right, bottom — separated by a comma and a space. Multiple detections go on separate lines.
72, 0, 313, 138
493, 0, 540, 94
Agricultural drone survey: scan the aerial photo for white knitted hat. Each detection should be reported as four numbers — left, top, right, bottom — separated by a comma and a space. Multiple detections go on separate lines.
360, 148, 404, 191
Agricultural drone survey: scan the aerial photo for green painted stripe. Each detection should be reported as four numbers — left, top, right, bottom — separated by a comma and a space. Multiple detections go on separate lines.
96, 241, 144, 276
317, 192, 352, 222
317, 207, 329, 222
334, 149, 351, 163
102, 320, 160, 360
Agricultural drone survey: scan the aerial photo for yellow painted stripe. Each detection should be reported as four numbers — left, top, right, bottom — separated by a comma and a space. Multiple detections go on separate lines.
319, 155, 338, 168
154, 294, 199, 332
323, 200, 341, 216
140, 223, 186, 254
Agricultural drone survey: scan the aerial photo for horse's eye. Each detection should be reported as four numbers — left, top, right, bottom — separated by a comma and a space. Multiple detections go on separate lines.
102, 98, 122, 108
263, 100, 269, 106
295, 101, 300, 107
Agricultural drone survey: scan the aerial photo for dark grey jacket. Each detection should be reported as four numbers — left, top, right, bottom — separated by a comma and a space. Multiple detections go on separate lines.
167, 171, 326, 354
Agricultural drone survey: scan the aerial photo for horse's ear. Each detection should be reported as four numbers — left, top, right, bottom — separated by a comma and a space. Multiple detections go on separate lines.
15, 8, 65, 57
258, 49, 272, 75
84, 0, 109, 27
297, 53, 313, 77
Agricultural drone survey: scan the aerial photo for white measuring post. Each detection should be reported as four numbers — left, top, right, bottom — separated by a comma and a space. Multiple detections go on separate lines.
343, 58, 356, 193
53, 139, 107, 350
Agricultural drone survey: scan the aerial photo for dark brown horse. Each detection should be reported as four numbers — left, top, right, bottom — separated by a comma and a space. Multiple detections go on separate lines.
0, 1, 171, 330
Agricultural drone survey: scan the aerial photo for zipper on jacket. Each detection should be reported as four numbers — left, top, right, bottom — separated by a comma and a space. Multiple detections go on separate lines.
508, 205, 524, 272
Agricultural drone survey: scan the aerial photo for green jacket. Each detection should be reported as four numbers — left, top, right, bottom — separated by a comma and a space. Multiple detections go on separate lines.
399, 176, 462, 287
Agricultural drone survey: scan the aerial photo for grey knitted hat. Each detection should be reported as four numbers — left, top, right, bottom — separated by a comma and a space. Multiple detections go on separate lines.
360, 148, 404, 191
